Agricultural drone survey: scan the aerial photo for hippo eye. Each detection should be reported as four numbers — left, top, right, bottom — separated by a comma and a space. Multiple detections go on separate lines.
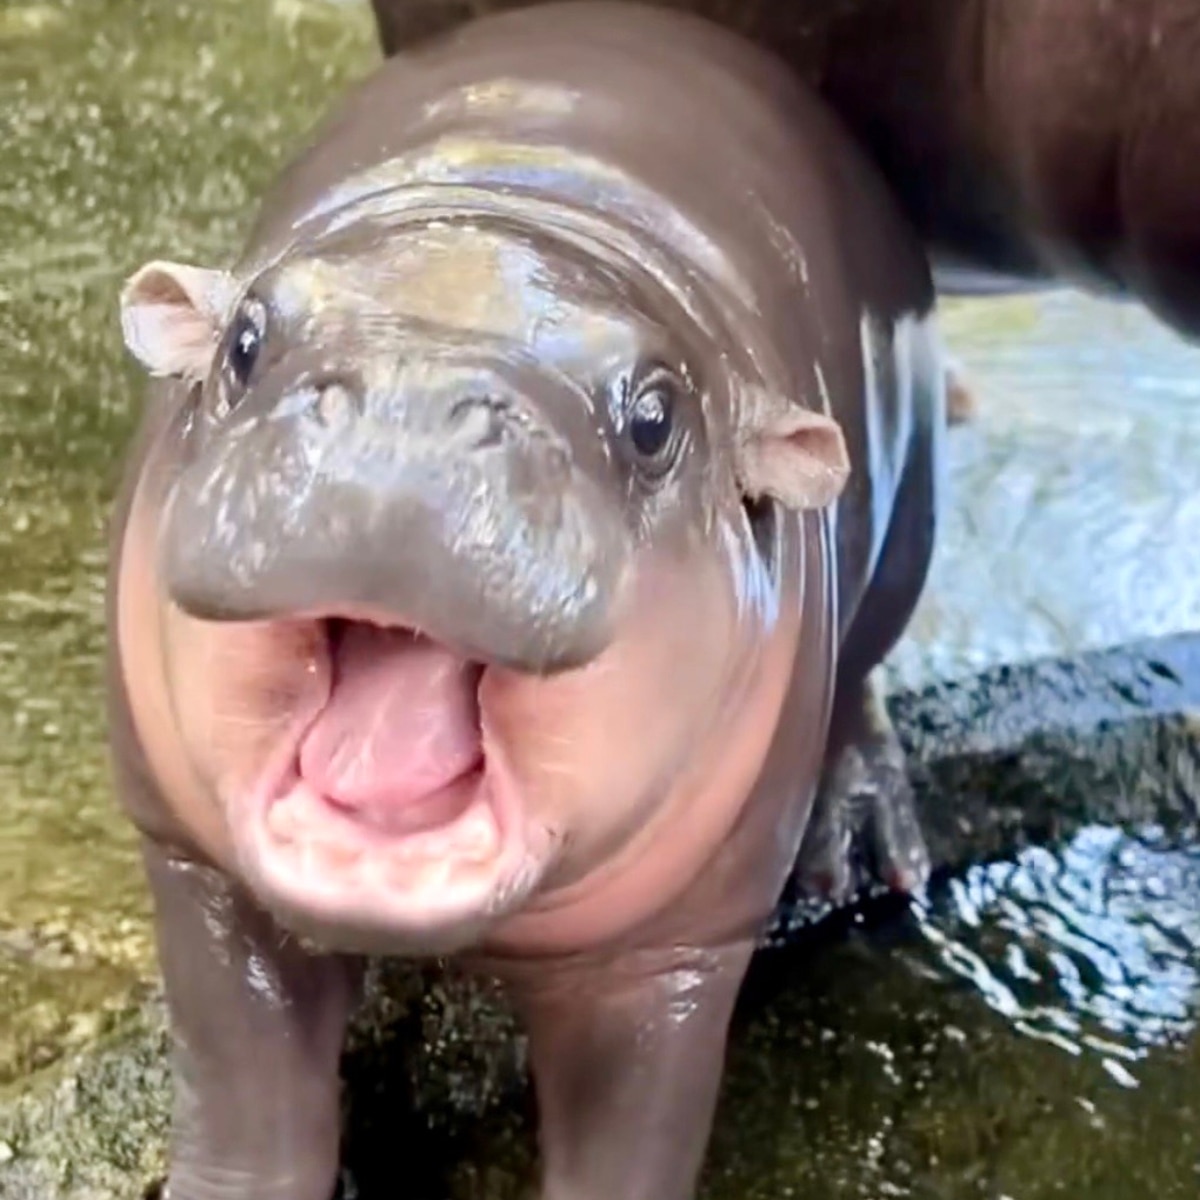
627, 374, 676, 459
226, 299, 266, 389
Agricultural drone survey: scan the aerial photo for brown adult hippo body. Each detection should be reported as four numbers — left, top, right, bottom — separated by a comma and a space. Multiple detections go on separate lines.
109, 5, 944, 1198
372, 0, 1200, 339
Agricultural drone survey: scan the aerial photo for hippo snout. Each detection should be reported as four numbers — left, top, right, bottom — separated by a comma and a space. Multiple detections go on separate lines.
160, 359, 632, 674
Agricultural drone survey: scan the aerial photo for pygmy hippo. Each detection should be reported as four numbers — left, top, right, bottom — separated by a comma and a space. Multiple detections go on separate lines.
371, 0, 1200, 340
109, 4, 945, 1197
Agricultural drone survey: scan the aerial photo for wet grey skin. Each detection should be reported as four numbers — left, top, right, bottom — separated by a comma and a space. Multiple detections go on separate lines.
107, 4, 946, 1198
159, 223, 644, 675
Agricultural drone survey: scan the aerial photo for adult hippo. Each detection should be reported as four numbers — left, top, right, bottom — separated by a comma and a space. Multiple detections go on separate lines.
371, 0, 1200, 340
109, 4, 945, 1197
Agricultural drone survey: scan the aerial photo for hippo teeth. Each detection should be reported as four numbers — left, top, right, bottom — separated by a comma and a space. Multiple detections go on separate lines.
456, 802, 502, 861
261, 779, 505, 894
265, 798, 302, 843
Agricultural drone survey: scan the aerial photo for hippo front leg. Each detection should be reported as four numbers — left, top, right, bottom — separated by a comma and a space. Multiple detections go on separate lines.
140, 839, 360, 1200
501, 940, 755, 1200
793, 669, 930, 906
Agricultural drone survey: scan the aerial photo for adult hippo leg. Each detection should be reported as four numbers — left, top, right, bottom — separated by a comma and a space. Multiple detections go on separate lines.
141, 837, 359, 1200
499, 940, 755, 1200
793, 671, 929, 904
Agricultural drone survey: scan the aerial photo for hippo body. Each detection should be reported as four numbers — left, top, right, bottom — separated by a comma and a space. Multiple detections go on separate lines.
371, 0, 1200, 339
109, 5, 944, 1197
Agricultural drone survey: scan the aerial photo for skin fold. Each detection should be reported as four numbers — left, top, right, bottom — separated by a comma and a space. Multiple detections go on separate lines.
108, 4, 945, 1197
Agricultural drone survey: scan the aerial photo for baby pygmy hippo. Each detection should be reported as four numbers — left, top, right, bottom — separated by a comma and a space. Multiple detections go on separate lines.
110, 3, 944, 1196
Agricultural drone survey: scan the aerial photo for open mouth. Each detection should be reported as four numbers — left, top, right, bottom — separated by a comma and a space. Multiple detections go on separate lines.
295, 618, 488, 835
238, 618, 544, 947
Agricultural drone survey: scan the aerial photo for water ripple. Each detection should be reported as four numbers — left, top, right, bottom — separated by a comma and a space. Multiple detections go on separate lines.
913, 823, 1200, 1083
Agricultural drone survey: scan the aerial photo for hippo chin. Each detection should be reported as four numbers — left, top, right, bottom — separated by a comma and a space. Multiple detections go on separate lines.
108, 4, 945, 1197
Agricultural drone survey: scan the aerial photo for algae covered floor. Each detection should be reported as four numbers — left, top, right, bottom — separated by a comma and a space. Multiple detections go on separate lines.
1, 1, 1200, 1196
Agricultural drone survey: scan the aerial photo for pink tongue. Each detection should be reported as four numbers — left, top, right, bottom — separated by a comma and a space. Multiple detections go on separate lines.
299, 623, 482, 814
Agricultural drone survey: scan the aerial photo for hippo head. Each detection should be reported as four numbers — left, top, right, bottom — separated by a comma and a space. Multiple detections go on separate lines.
118, 204, 850, 956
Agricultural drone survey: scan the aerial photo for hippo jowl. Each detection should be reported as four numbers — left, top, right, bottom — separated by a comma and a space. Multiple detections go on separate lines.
108, 5, 946, 1197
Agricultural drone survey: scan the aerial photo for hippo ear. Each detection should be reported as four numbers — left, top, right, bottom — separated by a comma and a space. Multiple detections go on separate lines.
736, 401, 851, 511
119, 260, 237, 383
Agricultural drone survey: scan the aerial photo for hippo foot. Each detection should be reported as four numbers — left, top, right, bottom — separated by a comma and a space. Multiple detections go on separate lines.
793, 678, 930, 906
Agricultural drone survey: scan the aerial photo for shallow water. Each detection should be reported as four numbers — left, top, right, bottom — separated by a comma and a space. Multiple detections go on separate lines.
702, 815, 1200, 1200
1, 0, 1198, 1193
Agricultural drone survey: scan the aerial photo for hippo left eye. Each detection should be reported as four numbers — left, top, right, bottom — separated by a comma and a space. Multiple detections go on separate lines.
627, 374, 676, 460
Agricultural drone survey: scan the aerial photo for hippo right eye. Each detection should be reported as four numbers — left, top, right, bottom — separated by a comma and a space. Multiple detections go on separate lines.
226, 301, 266, 390
620, 364, 683, 478
629, 383, 674, 457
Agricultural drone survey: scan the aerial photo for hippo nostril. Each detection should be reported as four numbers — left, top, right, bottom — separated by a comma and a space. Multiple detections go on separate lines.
447, 395, 507, 449
316, 382, 356, 427
540, 439, 571, 483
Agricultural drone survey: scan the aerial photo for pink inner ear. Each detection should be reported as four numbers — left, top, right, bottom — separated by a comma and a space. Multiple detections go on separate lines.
739, 407, 851, 511
120, 262, 230, 381
133, 268, 197, 311
783, 413, 849, 468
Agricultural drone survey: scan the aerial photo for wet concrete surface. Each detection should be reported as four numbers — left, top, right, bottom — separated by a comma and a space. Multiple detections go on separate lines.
892, 294, 1200, 692
1, 0, 1199, 1196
